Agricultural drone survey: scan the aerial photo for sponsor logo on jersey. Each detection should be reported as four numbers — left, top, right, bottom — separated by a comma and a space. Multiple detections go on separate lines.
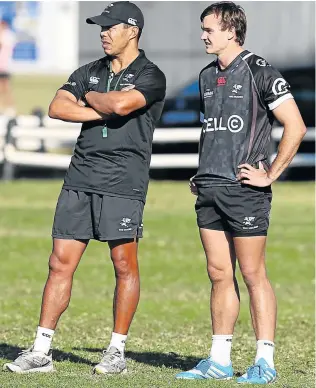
128, 17, 137, 25
203, 115, 244, 133
256, 58, 270, 67
272, 78, 289, 96
63, 81, 76, 87
217, 77, 226, 86
89, 76, 100, 85
204, 89, 214, 99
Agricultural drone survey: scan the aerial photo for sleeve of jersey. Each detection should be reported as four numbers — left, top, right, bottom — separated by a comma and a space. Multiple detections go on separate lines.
261, 66, 294, 111
134, 66, 166, 106
58, 65, 88, 101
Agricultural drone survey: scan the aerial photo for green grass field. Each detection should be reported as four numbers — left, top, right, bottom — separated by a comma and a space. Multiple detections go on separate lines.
0, 181, 314, 387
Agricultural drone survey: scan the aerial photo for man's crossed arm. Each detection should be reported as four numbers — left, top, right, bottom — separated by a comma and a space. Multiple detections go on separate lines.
49, 87, 146, 123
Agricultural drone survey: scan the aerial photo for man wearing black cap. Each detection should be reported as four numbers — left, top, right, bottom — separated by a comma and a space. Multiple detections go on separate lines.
4, 1, 166, 376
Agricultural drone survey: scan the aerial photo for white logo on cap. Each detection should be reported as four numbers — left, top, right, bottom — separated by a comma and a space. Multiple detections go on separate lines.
128, 17, 137, 25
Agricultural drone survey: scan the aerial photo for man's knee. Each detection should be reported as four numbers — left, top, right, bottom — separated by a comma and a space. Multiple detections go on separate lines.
111, 250, 137, 279
241, 266, 267, 288
48, 250, 74, 275
207, 264, 234, 284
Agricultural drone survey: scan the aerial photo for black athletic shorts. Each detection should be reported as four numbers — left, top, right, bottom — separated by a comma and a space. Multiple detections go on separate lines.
195, 185, 272, 237
52, 189, 144, 241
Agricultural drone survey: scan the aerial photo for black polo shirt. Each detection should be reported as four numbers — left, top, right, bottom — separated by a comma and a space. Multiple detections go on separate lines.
195, 50, 293, 187
59, 50, 166, 202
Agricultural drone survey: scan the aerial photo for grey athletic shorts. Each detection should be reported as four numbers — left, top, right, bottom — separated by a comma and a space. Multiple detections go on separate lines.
52, 189, 144, 241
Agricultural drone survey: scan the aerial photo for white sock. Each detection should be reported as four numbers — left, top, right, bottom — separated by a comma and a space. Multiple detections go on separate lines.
255, 340, 275, 368
108, 332, 127, 354
209, 334, 233, 367
33, 326, 55, 354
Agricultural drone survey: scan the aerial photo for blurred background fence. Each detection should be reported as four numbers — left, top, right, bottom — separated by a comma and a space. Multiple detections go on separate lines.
0, 1, 315, 181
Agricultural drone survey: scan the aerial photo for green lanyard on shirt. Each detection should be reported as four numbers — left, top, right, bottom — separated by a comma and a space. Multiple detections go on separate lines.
102, 62, 129, 138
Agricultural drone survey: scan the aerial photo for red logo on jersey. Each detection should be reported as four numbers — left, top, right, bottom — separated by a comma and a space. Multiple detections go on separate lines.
217, 77, 227, 86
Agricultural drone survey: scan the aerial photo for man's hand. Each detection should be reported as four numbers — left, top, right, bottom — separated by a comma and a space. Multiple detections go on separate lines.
48, 90, 105, 122
189, 176, 198, 195
77, 99, 86, 107
237, 162, 273, 187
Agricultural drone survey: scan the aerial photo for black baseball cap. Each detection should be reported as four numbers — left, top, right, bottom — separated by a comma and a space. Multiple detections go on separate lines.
86, 1, 144, 29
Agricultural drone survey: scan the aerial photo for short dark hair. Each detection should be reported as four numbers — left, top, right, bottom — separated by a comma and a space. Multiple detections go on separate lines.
200, 2, 247, 46
123, 23, 142, 41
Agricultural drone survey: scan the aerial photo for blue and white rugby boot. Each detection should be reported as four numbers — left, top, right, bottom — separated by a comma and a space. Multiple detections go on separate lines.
237, 358, 277, 384
176, 357, 234, 380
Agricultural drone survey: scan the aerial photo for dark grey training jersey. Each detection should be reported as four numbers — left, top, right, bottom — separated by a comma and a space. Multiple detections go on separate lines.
59, 50, 166, 202
194, 50, 293, 187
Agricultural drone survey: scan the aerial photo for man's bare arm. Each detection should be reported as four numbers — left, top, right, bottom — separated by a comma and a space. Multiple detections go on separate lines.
238, 99, 307, 187
48, 90, 104, 123
85, 89, 146, 116
268, 98, 307, 181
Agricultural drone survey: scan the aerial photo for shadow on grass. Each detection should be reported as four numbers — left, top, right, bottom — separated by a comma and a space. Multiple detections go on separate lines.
0, 343, 93, 366
1, 344, 245, 375
73, 347, 201, 370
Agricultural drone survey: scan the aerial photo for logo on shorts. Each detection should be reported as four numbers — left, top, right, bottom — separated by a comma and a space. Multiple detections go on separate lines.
242, 216, 258, 230
119, 217, 132, 232
120, 217, 131, 227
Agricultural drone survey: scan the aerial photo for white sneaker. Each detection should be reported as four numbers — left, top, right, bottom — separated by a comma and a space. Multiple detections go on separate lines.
3, 347, 54, 374
93, 346, 127, 375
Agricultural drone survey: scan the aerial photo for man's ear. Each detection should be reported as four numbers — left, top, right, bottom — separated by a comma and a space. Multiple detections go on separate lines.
129, 26, 139, 40
228, 28, 235, 40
